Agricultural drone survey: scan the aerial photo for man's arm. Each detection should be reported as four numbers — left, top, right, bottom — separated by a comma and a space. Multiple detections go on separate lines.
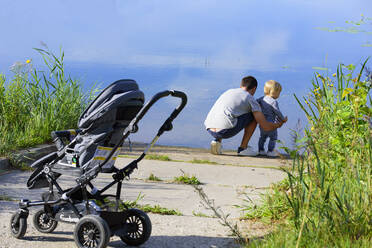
253, 111, 282, 131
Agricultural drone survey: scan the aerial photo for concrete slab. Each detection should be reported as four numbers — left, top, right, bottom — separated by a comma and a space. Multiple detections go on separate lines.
0, 158, 10, 170
0, 145, 286, 247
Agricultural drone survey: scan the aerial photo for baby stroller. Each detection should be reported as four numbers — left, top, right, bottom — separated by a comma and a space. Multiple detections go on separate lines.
9, 79, 187, 248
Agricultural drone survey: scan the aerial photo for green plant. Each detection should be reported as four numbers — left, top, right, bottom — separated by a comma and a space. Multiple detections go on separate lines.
0, 194, 14, 201
192, 184, 246, 243
246, 225, 372, 248
145, 154, 172, 161
189, 159, 218, 165
174, 173, 202, 185
243, 60, 371, 247
0, 47, 97, 156
237, 180, 291, 222
98, 193, 182, 216
147, 173, 162, 181
139, 204, 182, 216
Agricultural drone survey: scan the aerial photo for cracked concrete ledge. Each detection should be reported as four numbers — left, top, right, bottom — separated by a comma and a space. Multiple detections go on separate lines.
0, 157, 10, 170
2, 143, 57, 169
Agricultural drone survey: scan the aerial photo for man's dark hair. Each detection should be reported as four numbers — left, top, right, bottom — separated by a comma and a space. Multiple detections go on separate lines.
241, 76, 258, 90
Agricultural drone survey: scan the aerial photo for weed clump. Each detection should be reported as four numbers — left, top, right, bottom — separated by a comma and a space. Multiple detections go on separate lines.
190, 159, 218, 165
0, 47, 97, 156
147, 173, 162, 181
174, 173, 202, 185
145, 154, 172, 161
97, 194, 182, 216
242, 61, 372, 247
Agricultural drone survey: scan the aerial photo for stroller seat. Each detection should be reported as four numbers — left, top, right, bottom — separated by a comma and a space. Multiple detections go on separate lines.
52, 79, 144, 175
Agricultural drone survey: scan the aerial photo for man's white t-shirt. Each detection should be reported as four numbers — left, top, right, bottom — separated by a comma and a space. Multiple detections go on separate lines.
204, 88, 261, 129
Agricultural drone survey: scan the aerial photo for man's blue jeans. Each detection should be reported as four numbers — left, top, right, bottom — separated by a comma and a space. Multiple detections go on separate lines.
207, 113, 254, 140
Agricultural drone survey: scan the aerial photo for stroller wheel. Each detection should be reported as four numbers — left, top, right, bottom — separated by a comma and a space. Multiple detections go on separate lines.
74, 215, 110, 248
120, 208, 152, 246
10, 213, 27, 239
33, 209, 58, 233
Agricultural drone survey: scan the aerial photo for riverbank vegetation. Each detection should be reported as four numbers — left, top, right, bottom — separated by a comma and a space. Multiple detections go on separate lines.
242, 60, 371, 247
0, 48, 96, 156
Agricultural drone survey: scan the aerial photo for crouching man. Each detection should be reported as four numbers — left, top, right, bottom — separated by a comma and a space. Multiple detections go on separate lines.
204, 76, 284, 156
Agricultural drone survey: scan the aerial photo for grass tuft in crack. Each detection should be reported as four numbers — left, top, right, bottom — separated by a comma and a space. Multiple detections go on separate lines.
147, 173, 162, 181
192, 183, 247, 244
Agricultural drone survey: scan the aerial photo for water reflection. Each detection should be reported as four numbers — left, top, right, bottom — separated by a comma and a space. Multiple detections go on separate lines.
0, 0, 371, 149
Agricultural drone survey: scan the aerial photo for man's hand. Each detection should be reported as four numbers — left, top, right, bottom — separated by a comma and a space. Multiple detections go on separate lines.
283, 116, 288, 123
253, 111, 280, 131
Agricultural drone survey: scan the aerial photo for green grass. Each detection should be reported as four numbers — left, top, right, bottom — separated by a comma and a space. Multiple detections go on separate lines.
9, 158, 33, 171
144, 154, 172, 161
246, 225, 372, 248
238, 61, 372, 247
99, 194, 182, 216
147, 173, 162, 181
237, 179, 291, 223
118, 154, 283, 170
138, 204, 182, 216
173, 173, 202, 185
0, 47, 97, 157
0, 194, 14, 201
189, 158, 218, 165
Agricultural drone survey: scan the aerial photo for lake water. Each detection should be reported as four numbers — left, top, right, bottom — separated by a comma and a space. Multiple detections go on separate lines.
0, 0, 371, 150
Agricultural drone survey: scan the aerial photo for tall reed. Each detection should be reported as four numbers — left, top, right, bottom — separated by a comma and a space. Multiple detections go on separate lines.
245, 60, 371, 247
0, 48, 96, 155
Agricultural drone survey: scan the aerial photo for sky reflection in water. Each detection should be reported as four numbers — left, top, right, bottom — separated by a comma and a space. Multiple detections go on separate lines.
0, 0, 371, 149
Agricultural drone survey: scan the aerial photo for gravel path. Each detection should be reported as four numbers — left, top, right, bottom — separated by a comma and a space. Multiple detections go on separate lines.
0, 152, 285, 248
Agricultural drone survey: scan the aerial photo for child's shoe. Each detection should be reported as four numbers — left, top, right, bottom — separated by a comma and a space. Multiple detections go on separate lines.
258, 150, 267, 156
237, 146, 257, 156
210, 140, 222, 155
267, 150, 278, 157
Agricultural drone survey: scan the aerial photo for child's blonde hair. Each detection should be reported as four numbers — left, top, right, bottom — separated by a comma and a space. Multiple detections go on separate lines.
264, 80, 282, 98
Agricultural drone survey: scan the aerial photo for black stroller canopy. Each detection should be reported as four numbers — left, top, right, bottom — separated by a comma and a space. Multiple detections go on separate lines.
78, 79, 144, 129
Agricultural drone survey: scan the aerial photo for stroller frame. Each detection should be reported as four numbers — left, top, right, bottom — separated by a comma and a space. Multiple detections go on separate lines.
10, 88, 187, 248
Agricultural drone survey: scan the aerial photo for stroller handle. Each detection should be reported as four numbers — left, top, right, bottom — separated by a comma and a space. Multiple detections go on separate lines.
169, 90, 188, 118
132, 90, 187, 127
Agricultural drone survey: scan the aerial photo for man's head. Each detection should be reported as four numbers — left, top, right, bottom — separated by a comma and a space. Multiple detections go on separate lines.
240, 76, 258, 95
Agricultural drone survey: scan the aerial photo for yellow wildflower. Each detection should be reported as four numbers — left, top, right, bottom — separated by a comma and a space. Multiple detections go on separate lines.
332, 73, 336, 77
26, 59, 31, 64
342, 88, 353, 98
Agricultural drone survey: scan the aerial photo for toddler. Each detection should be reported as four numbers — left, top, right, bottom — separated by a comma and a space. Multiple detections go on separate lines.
257, 80, 287, 157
